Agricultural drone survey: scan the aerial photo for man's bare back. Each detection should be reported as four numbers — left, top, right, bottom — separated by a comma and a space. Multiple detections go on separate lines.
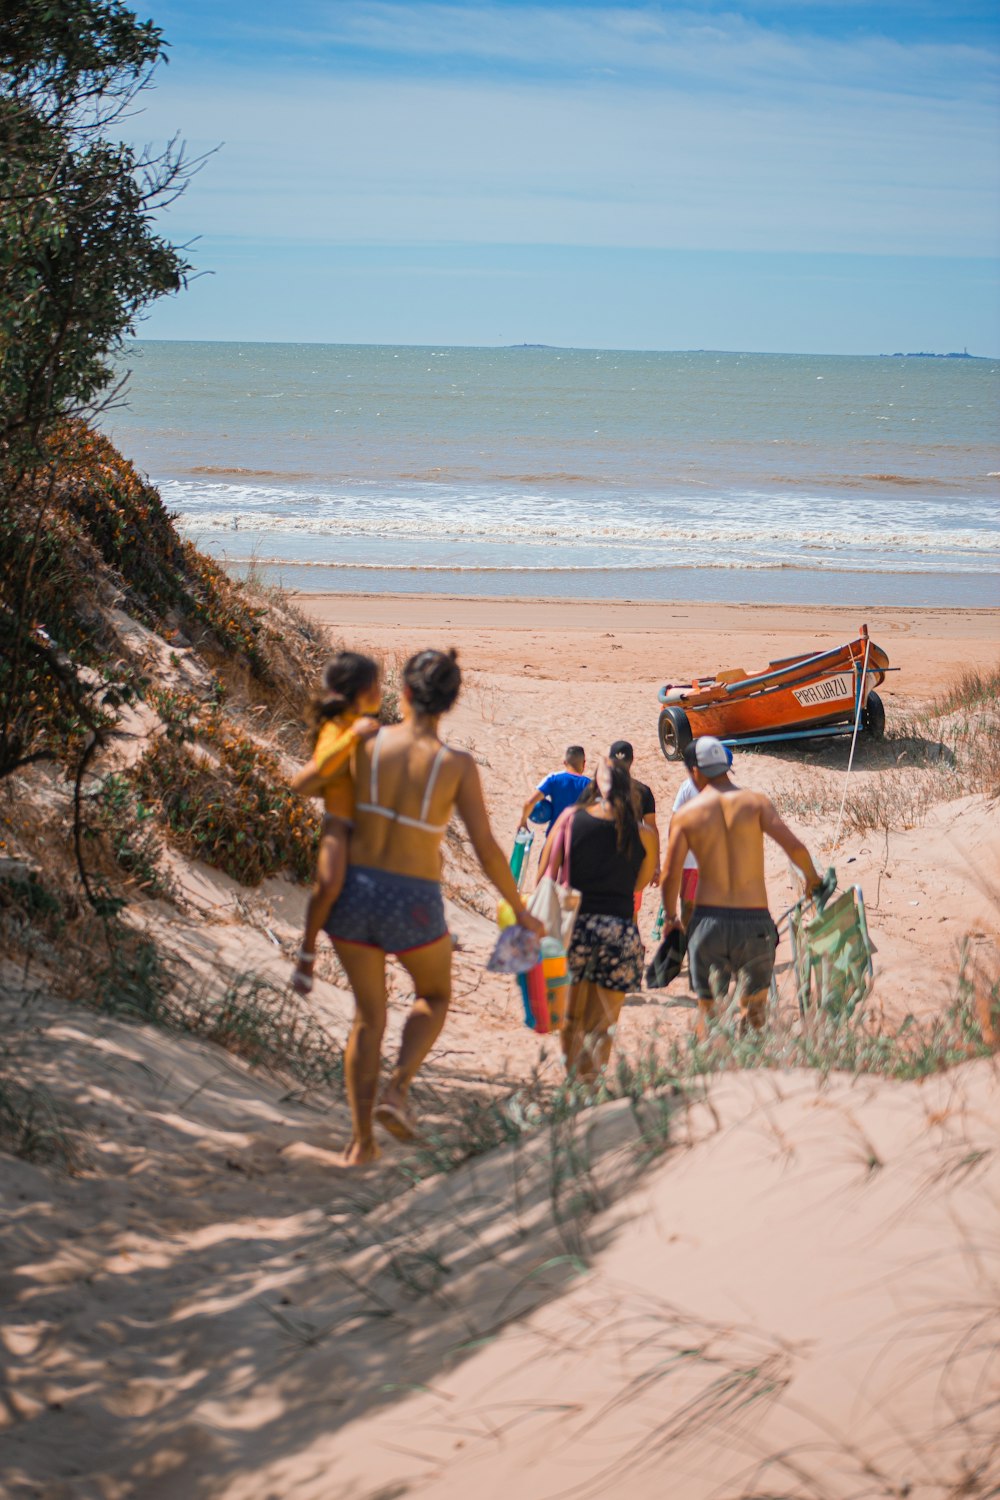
660, 739, 821, 1032
672, 784, 773, 909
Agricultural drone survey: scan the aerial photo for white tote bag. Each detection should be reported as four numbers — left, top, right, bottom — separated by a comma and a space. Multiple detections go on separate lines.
527, 811, 581, 949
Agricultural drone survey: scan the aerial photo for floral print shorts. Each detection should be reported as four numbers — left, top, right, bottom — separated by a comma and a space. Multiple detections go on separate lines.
567, 912, 645, 992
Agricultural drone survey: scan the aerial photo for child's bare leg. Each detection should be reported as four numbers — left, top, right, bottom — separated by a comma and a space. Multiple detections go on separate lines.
292, 821, 348, 994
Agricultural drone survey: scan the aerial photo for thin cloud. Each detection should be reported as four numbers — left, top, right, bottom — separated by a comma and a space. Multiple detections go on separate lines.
141, 69, 1000, 258
240, 2, 1000, 101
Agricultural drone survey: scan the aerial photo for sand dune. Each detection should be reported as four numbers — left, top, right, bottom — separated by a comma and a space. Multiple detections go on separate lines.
3, 990, 996, 1496
1, 594, 997, 1498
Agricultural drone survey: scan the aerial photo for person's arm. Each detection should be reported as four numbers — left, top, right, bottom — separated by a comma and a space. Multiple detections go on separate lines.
659, 817, 691, 925
290, 755, 327, 799
290, 717, 379, 798
519, 789, 543, 829
639, 788, 660, 882
455, 755, 544, 931
634, 825, 658, 892
644, 809, 660, 884
760, 797, 822, 893
536, 808, 571, 885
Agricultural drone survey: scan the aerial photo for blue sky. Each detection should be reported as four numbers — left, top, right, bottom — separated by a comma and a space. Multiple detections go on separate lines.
133, 0, 1000, 352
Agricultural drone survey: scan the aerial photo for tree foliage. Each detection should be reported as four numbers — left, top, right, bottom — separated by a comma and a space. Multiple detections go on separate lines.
0, 0, 193, 787
0, 0, 190, 463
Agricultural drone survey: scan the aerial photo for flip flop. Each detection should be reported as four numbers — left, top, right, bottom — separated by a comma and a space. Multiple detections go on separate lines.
374, 1100, 419, 1143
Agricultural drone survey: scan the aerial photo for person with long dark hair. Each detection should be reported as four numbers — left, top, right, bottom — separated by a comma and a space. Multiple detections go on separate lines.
323, 648, 543, 1166
541, 756, 657, 1080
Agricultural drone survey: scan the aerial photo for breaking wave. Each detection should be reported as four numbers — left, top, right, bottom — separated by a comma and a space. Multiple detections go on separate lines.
217, 557, 962, 575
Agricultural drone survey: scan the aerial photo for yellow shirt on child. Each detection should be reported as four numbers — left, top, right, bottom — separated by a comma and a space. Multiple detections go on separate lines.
314, 713, 361, 820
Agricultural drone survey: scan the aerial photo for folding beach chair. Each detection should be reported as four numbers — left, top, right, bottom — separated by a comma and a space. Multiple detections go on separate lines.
788, 878, 874, 1019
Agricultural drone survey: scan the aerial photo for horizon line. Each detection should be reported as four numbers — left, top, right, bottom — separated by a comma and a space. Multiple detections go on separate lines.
130, 337, 997, 360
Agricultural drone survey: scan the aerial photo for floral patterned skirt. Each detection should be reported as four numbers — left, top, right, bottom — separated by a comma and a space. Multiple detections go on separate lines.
567, 912, 645, 993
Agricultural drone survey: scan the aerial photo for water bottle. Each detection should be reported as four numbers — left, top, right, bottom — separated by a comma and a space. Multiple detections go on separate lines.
510, 827, 534, 890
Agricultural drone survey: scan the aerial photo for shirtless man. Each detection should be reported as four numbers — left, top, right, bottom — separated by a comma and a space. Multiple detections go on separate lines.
660, 735, 822, 1035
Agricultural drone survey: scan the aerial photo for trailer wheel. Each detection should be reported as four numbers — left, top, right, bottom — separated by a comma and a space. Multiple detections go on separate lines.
658, 706, 692, 761
863, 690, 885, 740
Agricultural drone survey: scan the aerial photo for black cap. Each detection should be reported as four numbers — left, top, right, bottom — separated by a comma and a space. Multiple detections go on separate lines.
609, 739, 634, 764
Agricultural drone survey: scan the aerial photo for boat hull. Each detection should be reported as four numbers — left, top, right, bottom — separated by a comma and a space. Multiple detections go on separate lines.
686, 669, 883, 740
658, 632, 889, 750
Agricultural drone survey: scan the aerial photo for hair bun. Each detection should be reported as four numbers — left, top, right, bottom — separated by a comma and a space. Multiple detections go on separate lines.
403, 647, 462, 715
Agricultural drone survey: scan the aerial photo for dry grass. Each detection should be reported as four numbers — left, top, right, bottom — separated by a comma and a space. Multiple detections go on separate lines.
775, 768, 945, 836
0, 1065, 78, 1168
933, 662, 1000, 716
773, 685, 999, 835
940, 706, 1000, 801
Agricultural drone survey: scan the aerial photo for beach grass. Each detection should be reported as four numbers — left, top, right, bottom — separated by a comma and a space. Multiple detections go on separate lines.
399, 947, 997, 1188
0, 1068, 77, 1168
89, 943, 345, 1091
933, 662, 1000, 716
772, 680, 1000, 833
184, 970, 344, 1088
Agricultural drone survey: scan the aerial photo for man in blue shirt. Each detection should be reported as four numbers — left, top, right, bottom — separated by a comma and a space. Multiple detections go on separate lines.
519, 745, 590, 831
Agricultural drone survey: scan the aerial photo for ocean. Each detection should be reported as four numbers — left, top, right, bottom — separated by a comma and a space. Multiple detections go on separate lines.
104, 342, 1000, 606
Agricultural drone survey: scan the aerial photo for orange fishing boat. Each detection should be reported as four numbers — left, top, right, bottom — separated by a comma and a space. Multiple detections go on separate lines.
657, 624, 891, 759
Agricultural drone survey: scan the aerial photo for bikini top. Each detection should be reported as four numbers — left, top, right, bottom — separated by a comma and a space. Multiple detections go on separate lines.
355, 730, 451, 835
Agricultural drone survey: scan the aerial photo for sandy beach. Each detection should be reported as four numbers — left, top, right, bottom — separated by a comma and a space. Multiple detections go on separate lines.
3, 583, 998, 1498
298, 592, 1000, 693
297, 591, 1000, 1026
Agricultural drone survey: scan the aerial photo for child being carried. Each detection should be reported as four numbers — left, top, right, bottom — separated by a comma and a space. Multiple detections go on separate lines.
290, 651, 382, 995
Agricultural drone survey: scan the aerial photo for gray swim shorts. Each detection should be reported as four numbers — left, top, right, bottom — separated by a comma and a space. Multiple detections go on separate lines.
686, 906, 778, 1003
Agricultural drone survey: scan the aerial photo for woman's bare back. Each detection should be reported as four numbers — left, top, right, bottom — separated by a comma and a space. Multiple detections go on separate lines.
350, 724, 469, 879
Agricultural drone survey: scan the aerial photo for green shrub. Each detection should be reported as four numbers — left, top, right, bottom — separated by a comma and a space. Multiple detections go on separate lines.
134, 712, 321, 885
87, 771, 171, 897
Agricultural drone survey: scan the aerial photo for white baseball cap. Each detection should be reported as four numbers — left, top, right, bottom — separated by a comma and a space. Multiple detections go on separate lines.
683, 735, 731, 778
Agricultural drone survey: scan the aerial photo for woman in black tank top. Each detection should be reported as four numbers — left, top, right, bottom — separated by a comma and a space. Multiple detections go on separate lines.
543, 758, 657, 1080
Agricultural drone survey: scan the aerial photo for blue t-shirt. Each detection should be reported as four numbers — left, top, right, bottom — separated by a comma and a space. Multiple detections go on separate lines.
537, 771, 591, 823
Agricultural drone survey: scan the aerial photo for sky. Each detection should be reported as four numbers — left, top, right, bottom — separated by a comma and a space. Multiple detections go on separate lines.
130, 0, 1000, 353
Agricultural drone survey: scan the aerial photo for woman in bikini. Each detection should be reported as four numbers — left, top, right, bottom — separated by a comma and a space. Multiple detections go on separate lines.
324, 648, 543, 1167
